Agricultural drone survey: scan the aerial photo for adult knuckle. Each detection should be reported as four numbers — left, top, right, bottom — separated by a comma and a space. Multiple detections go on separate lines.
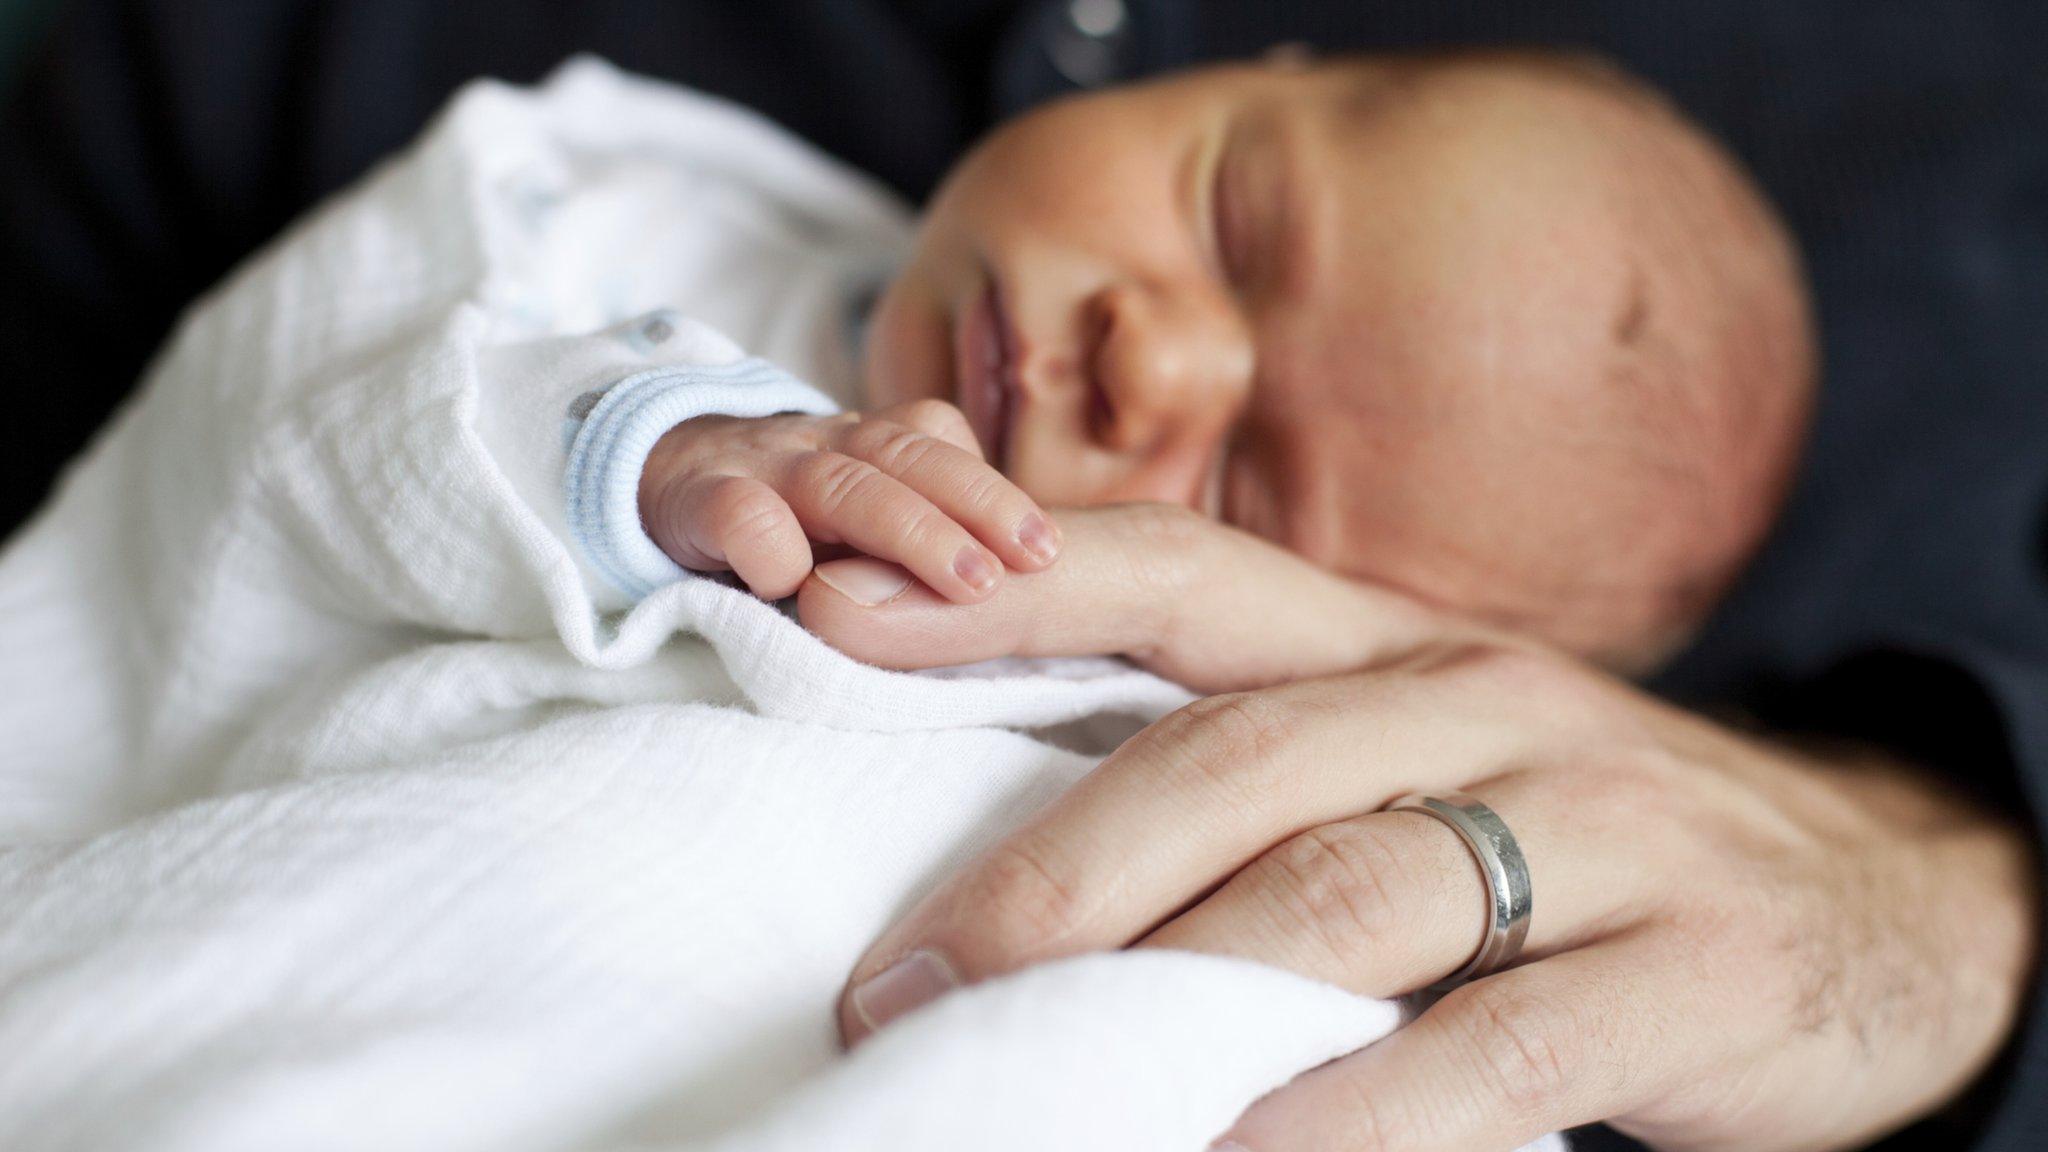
1257, 824, 1413, 954
1410, 641, 1551, 693
967, 834, 1095, 951
1183, 689, 1298, 756
1587, 748, 1696, 822
1417, 641, 1616, 738
1659, 905, 1766, 997
1417, 631, 1540, 684
1450, 981, 1581, 1111
1147, 692, 1301, 810
1329, 1072, 1415, 1150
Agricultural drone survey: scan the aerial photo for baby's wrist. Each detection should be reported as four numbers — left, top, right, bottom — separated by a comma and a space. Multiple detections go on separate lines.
562, 359, 838, 601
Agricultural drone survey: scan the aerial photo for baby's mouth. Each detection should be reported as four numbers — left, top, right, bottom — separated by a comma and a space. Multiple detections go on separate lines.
953, 275, 1017, 471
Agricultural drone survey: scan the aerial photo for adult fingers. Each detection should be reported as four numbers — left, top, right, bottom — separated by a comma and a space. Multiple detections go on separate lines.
830, 408, 1060, 573
1215, 931, 1706, 1152
1139, 774, 1654, 997
800, 504, 1471, 693
800, 505, 1182, 669
647, 474, 813, 600
778, 450, 1004, 604
840, 650, 1582, 1042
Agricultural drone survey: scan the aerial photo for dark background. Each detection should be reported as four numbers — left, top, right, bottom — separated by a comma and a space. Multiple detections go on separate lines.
1, 4, 2043, 1149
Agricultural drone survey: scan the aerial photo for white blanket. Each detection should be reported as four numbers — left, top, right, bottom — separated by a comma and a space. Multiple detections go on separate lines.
0, 59, 1561, 1152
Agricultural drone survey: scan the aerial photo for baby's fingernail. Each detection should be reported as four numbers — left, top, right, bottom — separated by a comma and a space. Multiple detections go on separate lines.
1017, 513, 1060, 565
815, 558, 913, 607
953, 546, 998, 594
850, 949, 958, 1032
1209, 1142, 1253, 1152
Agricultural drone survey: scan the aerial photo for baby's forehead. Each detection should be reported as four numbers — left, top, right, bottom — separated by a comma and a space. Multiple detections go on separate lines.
1282, 62, 1745, 374
1293, 51, 1718, 209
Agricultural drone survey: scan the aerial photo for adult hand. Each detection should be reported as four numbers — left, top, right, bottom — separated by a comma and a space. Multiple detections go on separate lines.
804, 506, 2038, 1151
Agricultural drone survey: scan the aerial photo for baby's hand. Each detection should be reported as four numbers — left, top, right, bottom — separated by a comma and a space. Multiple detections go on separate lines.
637, 400, 1060, 602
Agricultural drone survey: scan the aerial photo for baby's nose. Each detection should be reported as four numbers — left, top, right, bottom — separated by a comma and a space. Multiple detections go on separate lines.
1085, 282, 1253, 454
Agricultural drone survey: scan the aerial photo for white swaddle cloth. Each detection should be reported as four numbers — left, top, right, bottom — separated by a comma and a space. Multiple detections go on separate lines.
0, 58, 1563, 1152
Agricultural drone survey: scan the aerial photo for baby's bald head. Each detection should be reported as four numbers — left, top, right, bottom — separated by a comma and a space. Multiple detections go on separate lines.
1380, 52, 1817, 668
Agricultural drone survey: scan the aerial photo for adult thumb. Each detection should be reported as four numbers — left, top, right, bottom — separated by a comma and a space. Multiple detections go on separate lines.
796, 504, 1180, 671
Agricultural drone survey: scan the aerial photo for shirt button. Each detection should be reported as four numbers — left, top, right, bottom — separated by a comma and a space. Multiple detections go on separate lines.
566, 388, 609, 421
620, 307, 682, 355
1049, 0, 1130, 88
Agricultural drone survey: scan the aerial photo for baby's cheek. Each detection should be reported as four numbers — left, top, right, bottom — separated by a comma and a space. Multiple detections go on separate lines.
861, 280, 953, 410
999, 468, 1115, 518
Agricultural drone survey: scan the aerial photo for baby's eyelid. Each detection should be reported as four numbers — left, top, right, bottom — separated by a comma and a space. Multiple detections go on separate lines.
1208, 128, 1278, 295
1208, 147, 1245, 286
1190, 119, 1234, 285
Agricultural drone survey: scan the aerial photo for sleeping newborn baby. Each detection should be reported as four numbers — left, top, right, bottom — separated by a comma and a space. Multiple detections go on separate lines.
0, 44, 1804, 1152
621, 49, 1814, 673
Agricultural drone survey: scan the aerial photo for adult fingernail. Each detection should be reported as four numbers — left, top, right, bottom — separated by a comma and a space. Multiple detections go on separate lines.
850, 949, 959, 1032
1017, 513, 1060, 565
815, 558, 913, 607
953, 546, 998, 594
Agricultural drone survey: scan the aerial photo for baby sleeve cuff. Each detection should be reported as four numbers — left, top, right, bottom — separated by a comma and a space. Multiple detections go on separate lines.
562, 358, 840, 600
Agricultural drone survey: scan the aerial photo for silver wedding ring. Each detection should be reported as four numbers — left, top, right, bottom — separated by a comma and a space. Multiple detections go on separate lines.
1386, 792, 1532, 989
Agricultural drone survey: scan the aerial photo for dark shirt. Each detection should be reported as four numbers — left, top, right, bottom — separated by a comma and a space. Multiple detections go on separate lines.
2, 3, 2043, 1147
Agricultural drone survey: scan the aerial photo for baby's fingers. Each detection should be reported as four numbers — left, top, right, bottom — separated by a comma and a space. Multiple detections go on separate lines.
842, 404, 1061, 571
650, 474, 814, 600
780, 451, 1003, 604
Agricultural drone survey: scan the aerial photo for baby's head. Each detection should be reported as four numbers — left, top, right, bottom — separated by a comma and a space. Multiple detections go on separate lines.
863, 49, 1815, 671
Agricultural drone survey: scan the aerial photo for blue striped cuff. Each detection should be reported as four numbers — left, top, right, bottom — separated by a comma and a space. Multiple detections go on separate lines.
562, 358, 839, 599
